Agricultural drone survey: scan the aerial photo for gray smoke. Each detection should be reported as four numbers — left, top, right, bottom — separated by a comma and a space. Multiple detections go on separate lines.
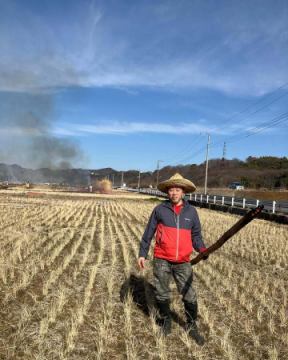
0, 92, 83, 170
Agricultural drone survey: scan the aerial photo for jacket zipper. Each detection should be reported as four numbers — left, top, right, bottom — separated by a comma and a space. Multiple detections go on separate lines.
172, 202, 185, 261
176, 214, 180, 260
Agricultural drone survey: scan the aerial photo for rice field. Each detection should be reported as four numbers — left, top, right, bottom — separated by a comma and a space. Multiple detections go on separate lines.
0, 191, 287, 359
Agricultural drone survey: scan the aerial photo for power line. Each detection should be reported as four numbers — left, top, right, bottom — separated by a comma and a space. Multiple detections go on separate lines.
162, 133, 204, 164
228, 111, 288, 140
167, 82, 288, 164
153, 82, 288, 167
169, 144, 207, 166
243, 91, 288, 118
211, 80, 288, 135
211, 111, 288, 148
231, 113, 288, 142
166, 136, 206, 166
143, 82, 288, 170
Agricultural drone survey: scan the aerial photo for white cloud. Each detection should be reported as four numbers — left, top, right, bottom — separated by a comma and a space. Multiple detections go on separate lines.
53, 120, 233, 136
1, 119, 277, 138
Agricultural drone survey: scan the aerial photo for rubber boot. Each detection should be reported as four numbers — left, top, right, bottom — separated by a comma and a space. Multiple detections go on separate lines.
184, 301, 205, 346
156, 300, 172, 336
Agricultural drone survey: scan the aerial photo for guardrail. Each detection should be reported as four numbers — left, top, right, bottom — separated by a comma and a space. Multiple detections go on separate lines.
124, 187, 288, 215
188, 193, 288, 214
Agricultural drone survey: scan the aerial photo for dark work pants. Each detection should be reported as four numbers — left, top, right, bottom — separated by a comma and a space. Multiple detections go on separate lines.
153, 257, 197, 304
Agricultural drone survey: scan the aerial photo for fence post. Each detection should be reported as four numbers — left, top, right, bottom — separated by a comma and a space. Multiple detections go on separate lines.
243, 198, 246, 209
200, 194, 203, 202
231, 197, 234, 207
189, 193, 192, 200
213, 195, 216, 204
195, 194, 197, 201
256, 199, 259, 207
272, 201, 276, 213
222, 196, 224, 205
206, 195, 209, 203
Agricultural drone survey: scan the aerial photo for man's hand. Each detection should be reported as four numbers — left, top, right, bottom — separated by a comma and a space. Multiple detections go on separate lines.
138, 257, 146, 269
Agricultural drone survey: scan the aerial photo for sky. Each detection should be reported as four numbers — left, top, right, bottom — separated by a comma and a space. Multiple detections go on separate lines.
0, 0, 287, 171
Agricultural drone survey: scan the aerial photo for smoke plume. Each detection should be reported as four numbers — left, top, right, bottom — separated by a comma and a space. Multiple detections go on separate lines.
0, 92, 83, 170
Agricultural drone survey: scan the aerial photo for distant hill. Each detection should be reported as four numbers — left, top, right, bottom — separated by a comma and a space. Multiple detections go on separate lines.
0, 156, 287, 189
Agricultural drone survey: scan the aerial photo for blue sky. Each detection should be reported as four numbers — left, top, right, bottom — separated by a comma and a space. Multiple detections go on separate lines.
0, 0, 287, 171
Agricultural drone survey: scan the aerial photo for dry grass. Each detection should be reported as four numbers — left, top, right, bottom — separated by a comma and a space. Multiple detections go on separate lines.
0, 192, 287, 359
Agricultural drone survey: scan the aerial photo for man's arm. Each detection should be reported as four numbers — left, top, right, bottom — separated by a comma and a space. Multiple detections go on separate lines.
139, 207, 158, 259
191, 207, 207, 254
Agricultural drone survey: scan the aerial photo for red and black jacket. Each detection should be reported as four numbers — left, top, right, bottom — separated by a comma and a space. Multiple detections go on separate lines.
139, 199, 207, 263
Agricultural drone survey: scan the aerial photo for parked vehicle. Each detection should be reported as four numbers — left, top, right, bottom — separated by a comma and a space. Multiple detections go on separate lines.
228, 182, 244, 190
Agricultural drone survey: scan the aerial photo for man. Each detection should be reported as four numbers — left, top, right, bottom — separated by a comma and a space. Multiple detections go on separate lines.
138, 173, 208, 344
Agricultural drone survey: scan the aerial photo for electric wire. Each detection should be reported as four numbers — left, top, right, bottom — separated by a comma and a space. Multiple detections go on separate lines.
211, 81, 288, 134
163, 133, 204, 165
210, 111, 288, 149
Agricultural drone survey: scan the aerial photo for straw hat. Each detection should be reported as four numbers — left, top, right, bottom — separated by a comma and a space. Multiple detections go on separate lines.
157, 173, 196, 193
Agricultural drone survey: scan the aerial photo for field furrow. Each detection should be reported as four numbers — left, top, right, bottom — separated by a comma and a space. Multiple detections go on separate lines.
0, 194, 287, 360
0, 203, 81, 285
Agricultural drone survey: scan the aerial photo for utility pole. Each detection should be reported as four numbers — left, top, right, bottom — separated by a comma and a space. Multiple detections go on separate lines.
156, 160, 164, 188
112, 174, 115, 187
222, 142, 226, 160
221, 141, 226, 168
121, 172, 124, 187
137, 171, 141, 190
204, 134, 210, 195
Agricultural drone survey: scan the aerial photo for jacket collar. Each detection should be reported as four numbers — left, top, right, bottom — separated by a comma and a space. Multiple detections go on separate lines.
162, 198, 189, 210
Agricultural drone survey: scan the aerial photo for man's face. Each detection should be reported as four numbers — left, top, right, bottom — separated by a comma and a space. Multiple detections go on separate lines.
167, 187, 184, 204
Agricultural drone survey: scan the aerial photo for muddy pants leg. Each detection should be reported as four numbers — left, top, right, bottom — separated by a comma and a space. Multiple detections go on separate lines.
172, 262, 204, 345
153, 258, 172, 335
171, 262, 197, 304
153, 258, 172, 302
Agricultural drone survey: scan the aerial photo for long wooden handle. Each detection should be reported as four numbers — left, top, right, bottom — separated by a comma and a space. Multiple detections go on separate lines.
190, 205, 264, 265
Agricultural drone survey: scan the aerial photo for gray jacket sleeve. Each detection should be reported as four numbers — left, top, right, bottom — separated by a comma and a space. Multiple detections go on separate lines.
139, 207, 158, 258
191, 207, 206, 252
